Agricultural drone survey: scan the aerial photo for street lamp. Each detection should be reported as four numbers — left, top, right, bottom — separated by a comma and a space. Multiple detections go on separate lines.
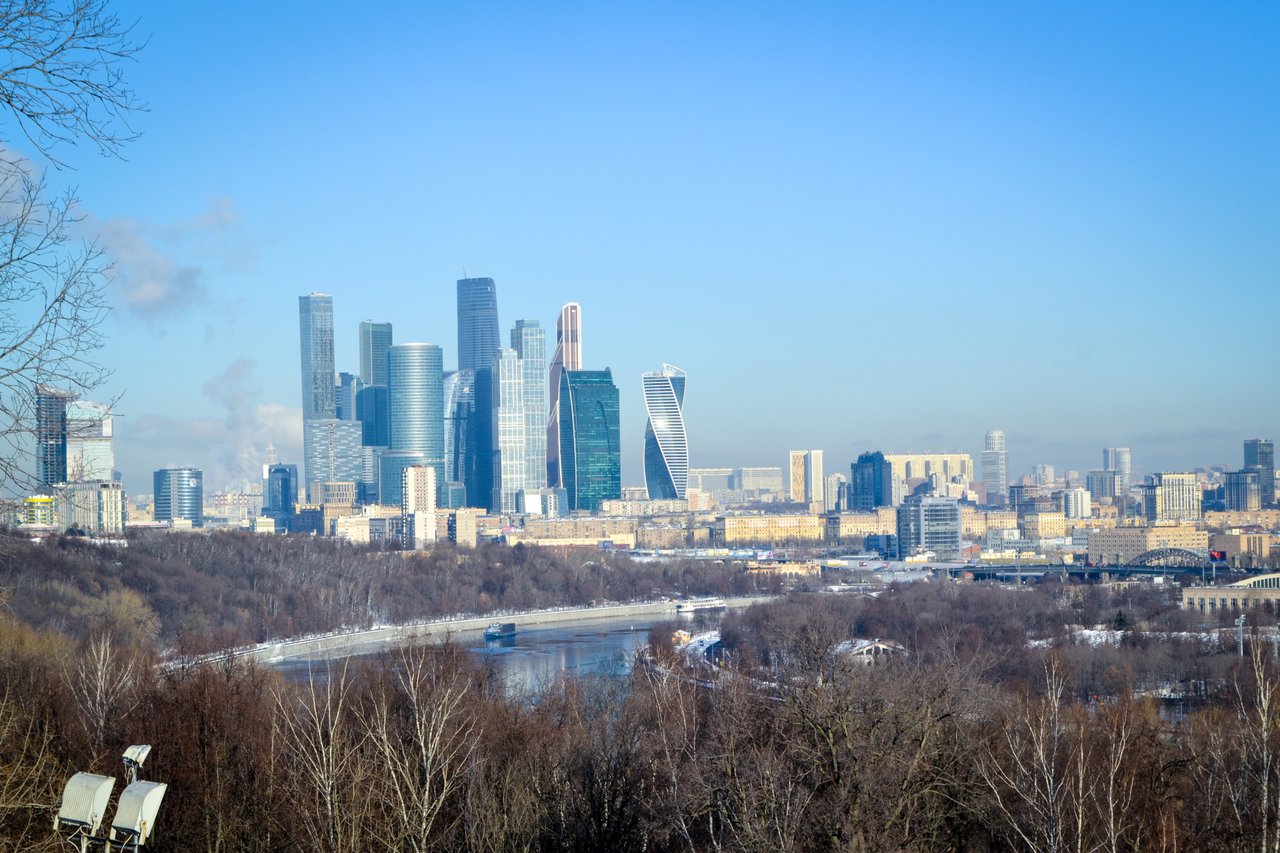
55, 745, 167, 851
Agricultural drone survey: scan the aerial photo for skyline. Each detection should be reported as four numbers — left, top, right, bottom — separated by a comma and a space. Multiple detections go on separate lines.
20, 1, 1275, 493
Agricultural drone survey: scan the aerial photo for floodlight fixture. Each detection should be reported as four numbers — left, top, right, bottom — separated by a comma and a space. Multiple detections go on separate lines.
110, 781, 168, 850
121, 745, 152, 784
56, 772, 115, 848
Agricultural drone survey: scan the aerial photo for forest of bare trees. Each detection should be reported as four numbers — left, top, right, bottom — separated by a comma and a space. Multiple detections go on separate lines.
6, 549, 1280, 850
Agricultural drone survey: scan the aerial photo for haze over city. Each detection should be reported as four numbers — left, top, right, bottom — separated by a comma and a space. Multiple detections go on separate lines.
36, 1, 1278, 492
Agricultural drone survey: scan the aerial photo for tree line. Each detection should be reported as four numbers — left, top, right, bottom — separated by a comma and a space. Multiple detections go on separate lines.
5, 572, 1280, 850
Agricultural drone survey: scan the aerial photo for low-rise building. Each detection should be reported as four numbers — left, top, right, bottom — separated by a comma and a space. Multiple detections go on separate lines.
1088, 524, 1208, 565
1182, 573, 1280, 612
714, 513, 825, 546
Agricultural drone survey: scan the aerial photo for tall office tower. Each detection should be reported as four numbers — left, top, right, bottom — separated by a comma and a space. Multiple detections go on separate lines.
401, 465, 437, 548
36, 384, 76, 487
642, 364, 689, 500
387, 343, 444, 495
443, 369, 475, 502
1086, 469, 1121, 502
558, 369, 621, 512
153, 466, 204, 526
895, 496, 962, 561
335, 372, 362, 420
511, 320, 547, 492
1225, 469, 1262, 512
1103, 447, 1132, 494
358, 320, 393, 387
1245, 439, 1275, 506
1033, 465, 1054, 487
264, 463, 298, 526
65, 400, 113, 481
490, 348, 527, 513
356, 385, 390, 446
850, 451, 895, 510
981, 430, 1008, 507
299, 293, 337, 488
547, 302, 582, 487
303, 419, 364, 497
456, 277, 501, 372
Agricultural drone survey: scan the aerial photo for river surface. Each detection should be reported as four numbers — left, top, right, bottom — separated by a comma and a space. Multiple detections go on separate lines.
271, 610, 725, 693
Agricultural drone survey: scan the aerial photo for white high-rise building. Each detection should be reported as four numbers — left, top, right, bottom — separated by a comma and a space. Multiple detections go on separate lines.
642, 364, 689, 500
491, 348, 527, 513
401, 465, 437, 548
1063, 487, 1092, 519
512, 320, 547, 493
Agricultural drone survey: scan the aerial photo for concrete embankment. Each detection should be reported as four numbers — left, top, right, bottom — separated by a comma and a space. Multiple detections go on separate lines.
241, 596, 769, 665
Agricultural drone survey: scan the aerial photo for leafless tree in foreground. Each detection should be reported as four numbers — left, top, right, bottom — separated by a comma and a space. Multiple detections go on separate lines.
0, 0, 140, 511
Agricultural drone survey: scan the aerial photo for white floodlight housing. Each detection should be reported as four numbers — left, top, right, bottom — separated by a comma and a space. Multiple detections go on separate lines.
122, 744, 152, 769
56, 772, 115, 834
111, 780, 168, 846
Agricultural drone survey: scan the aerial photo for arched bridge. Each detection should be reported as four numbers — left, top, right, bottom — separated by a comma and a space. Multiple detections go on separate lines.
1130, 548, 1211, 569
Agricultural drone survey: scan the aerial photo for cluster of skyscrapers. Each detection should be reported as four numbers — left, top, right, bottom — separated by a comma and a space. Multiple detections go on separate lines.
26, 385, 126, 532
295, 279, 690, 519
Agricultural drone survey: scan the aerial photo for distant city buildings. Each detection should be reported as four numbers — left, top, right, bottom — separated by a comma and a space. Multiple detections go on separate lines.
896, 496, 962, 561
850, 451, 896, 510
642, 364, 689, 501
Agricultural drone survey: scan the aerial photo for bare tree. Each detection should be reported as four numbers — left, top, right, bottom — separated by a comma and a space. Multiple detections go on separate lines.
358, 645, 477, 852
0, 0, 141, 509
65, 632, 140, 762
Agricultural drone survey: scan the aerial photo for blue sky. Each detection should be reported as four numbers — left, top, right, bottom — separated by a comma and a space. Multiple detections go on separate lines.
28, 1, 1280, 492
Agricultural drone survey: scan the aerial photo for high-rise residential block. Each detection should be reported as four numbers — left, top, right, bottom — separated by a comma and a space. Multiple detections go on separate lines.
511, 320, 547, 493
456, 277, 501, 373
299, 293, 337, 488
1141, 472, 1202, 522
558, 369, 621, 512
642, 364, 689, 500
56, 480, 125, 534
401, 465, 437, 548
981, 429, 1008, 507
388, 343, 444, 495
378, 449, 428, 508
1063, 487, 1092, 519
788, 450, 824, 506
154, 466, 203, 526
547, 302, 582, 487
358, 320, 393, 387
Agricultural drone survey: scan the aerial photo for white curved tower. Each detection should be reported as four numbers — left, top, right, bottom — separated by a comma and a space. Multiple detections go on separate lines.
642, 364, 688, 500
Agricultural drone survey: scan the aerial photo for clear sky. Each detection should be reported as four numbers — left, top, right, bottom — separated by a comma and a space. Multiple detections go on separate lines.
30, 0, 1280, 493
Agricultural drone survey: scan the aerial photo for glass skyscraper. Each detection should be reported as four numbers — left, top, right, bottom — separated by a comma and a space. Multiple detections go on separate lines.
512, 320, 547, 492
358, 320, 393, 387
559, 369, 621, 512
1245, 439, 1275, 506
547, 302, 581, 487
36, 383, 76, 487
491, 348, 527, 513
153, 466, 203, 527
641, 364, 688, 500
456, 277, 501, 373
443, 369, 475, 498
299, 293, 336, 491
981, 429, 1008, 507
388, 343, 444, 496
